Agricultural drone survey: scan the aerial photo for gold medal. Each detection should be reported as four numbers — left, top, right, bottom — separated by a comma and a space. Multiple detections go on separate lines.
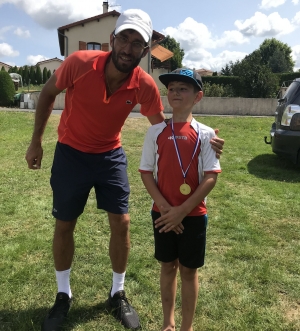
180, 183, 191, 195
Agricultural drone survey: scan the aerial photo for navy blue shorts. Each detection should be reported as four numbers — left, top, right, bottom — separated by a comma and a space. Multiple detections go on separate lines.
50, 142, 130, 221
151, 210, 207, 269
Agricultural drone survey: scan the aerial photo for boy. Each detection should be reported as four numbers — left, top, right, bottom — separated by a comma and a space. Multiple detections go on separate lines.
139, 68, 221, 331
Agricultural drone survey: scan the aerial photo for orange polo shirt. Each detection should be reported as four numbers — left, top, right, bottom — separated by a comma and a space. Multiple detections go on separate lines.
54, 50, 163, 153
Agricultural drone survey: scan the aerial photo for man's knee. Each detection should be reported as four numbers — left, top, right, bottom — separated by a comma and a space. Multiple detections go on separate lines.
54, 219, 77, 235
108, 213, 130, 235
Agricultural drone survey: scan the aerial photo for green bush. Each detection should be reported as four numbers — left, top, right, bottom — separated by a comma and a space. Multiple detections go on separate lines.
0, 71, 15, 107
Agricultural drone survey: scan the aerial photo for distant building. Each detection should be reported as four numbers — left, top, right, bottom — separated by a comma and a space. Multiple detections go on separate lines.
36, 57, 63, 73
57, 2, 173, 89
0, 61, 12, 72
196, 68, 214, 76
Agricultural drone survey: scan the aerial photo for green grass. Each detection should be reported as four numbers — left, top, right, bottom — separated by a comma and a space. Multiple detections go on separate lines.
0, 111, 299, 331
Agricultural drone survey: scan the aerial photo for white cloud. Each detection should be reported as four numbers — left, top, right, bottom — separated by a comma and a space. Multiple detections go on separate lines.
235, 11, 295, 37
0, 26, 13, 40
182, 49, 248, 72
0, 0, 120, 30
292, 45, 300, 70
259, 0, 287, 9
162, 17, 249, 71
14, 27, 30, 38
27, 54, 49, 65
0, 43, 19, 57
292, 0, 299, 4
292, 11, 300, 24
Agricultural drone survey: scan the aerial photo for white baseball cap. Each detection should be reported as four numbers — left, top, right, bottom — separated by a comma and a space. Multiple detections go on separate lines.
114, 9, 153, 43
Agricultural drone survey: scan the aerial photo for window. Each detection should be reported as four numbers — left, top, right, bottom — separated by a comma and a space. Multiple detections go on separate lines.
87, 42, 101, 50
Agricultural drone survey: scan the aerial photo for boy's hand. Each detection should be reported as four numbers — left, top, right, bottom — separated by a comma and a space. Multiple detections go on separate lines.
155, 206, 186, 233
210, 128, 224, 159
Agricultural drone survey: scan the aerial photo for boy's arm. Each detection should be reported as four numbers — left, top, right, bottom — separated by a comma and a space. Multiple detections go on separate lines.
141, 173, 184, 234
154, 173, 218, 233
141, 173, 171, 213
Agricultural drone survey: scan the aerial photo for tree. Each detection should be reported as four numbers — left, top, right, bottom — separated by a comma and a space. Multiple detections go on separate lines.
18, 66, 23, 78
36, 65, 42, 85
47, 69, 51, 80
29, 66, 36, 85
234, 51, 279, 98
259, 38, 294, 73
1, 66, 5, 71
12, 65, 18, 73
0, 71, 16, 106
23, 65, 29, 85
43, 67, 48, 83
159, 35, 185, 71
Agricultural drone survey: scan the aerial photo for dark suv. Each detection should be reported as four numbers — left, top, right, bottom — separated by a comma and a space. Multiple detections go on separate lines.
265, 78, 300, 164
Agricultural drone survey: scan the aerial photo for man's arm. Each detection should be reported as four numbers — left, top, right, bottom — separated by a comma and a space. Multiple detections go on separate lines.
146, 111, 165, 125
211, 129, 224, 158
25, 74, 63, 169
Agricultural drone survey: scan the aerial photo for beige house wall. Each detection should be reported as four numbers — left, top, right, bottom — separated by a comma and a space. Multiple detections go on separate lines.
64, 16, 116, 56
38, 60, 63, 73
0, 62, 12, 71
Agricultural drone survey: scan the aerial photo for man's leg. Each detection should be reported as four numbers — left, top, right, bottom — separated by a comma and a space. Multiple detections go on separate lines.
106, 212, 140, 330
42, 219, 77, 331
108, 212, 130, 275
160, 260, 178, 331
179, 264, 198, 331
53, 218, 77, 297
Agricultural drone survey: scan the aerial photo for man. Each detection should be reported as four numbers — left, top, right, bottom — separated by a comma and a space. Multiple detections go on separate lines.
25, 8, 224, 331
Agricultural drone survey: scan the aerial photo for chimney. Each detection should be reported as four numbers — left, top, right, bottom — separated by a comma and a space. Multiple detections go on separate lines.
103, 1, 109, 13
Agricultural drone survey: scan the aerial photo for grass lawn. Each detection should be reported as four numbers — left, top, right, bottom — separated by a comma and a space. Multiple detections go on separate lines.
0, 111, 299, 331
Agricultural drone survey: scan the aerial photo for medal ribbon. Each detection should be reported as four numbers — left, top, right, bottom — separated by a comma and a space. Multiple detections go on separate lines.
171, 119, 200, 180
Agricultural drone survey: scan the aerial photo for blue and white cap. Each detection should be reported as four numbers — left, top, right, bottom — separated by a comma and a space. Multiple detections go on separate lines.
159, 68, 203, 91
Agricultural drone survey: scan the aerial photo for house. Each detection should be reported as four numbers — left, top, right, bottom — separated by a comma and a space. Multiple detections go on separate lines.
36, 57, 63, 73
0, 61, 12, 72
57, 2, 173, 89
196, 68, 214, 76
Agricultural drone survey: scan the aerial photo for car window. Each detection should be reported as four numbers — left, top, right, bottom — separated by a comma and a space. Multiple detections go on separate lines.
284, 81, 300, 105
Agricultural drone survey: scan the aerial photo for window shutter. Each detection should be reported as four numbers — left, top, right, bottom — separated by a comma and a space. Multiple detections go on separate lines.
102, 43, 109, 52
79, 41, 87, 50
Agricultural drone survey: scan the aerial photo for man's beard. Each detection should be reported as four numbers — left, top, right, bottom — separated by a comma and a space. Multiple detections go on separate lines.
111, 47, 143, 73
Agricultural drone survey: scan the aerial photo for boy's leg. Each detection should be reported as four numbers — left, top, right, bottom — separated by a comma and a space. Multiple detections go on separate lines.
179, 264, 198, 331
160, 260, 179, 331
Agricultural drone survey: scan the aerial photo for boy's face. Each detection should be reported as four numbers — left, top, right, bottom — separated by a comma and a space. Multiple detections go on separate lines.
167, 81, 203, 110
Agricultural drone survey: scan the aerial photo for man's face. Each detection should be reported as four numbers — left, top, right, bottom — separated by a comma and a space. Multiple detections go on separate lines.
110, 29, 148, 73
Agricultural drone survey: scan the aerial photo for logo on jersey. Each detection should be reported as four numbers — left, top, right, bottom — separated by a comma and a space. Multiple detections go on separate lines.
168, 136, 187, 140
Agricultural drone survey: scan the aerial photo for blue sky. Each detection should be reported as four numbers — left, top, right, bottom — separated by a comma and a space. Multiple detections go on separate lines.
0, 0, 300, 71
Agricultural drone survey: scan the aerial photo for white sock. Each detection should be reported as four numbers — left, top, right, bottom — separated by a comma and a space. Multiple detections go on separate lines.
55, 269, 72, 298
111, 271, 125, 297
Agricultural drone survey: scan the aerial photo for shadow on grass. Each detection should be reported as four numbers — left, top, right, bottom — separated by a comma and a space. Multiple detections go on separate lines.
247, 153, 300, 182
0, 302, 110, 331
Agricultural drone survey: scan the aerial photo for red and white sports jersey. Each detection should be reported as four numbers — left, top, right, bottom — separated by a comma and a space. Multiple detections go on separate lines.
139, 118, 221, 216
54, 50, 163, 153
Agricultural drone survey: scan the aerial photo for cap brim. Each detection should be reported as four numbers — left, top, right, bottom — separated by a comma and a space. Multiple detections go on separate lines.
159, 73, 202, 91
115, 24, 149, 42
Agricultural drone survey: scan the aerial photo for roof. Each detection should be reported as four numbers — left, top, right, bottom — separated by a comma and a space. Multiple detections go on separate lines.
151, 44, 173, 62
36, 57, 63, 65
0, 61, 12, 68
57, 10, 165, 56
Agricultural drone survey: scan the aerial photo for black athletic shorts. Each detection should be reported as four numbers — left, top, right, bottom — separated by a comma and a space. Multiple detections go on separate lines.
151, 210, 208, 269
50, 142, 130, 221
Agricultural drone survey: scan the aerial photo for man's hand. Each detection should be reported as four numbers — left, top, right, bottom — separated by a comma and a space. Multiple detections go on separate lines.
25, 142, 43, 169
210, 128, 224, 159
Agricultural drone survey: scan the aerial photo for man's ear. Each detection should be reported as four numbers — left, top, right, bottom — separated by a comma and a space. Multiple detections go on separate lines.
141, 46, 150, 58
109, 33, 114, 48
